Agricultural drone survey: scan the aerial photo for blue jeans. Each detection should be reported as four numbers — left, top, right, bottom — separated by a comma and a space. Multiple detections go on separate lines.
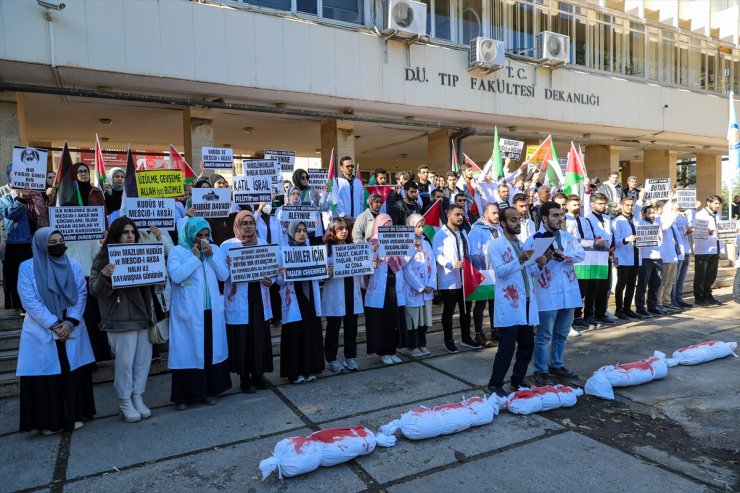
533, 308, 575, 374
671, 257, 690, 304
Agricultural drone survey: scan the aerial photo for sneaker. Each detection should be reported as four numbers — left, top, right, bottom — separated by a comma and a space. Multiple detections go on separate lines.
408, 348, 424, 358
460, 338, 483, 350
647, 308, 665, 316
40, 428, 60, 436
292, 375, 306, 384
419, 347, 431, 356
614, 311, 630, 321
583, 317, 601, 327
707, 297, 724, 306
572, 318, 588, 329
677, 300, 693, 308
568, 326, 581, 337
390, 355, 402, 364
665, 303, 683, 312
328, 360, 344, 374
635, 308, 651, 317
380, 355, 394, 365
342, 358, 359, 371
595, 316, 616, 325
530, 372, 553, 386
694, 298, 710, 307
548, 366, 578, 379
73, 421, 84, 430
624, 310, 644, 320
444, 341, 460, 354
474, 333, 493, 348
306, 374, 318, 382
487, 384, 507, 398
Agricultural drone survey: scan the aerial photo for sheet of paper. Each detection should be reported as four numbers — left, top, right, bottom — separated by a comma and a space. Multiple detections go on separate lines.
524, 236, 555, 266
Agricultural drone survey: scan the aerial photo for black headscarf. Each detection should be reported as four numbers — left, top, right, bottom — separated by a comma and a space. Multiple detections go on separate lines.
292, 168, 309, 191
74, 163, 92, 206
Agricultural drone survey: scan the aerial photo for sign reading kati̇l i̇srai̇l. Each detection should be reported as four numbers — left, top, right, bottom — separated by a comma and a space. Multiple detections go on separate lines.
377, 226, 416, 257
11, 145, 48, 191
135, 170, 184, 198
281, 245, 328, 281
108, 243, 166, 288
331, 243, 374, 278
243, 159, 282, 195
227, 244, 281, 283
49, 206, 106, 241
125, 198, 176, 231
635, 224, 660, 248
191, 188, 232, 218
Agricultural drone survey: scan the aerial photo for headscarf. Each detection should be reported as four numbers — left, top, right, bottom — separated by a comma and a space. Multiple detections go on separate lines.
233, 210, 258, 245
194, 178, 211, 189
406, 213, 424, 235
108, 167, 125, 192
370, 213, 403, 272
32, 228, 77, 320
74, 163, 92, 206
285, 186, 302, 206
292, 168, 309, 191
210, 174, 227, 187
287, 221, 307, 246
179, 217, 211, 250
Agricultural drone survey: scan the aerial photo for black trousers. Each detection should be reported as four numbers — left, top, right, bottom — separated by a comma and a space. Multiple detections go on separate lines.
488, 324, 534, 388
324, 314, 358, 362
473, 300, 493, 335
584, 276, 610, 319
614, 265, 639, 312
3, 243, 32, 310
693, 254, 720, 301
440, 289, 472, 342
573, 279, 588, 319
635, 259, 662, 310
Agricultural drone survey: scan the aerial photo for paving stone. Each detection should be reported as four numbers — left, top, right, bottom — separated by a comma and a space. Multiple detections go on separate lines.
1, 432, 59, 491
0, 397, 19, 435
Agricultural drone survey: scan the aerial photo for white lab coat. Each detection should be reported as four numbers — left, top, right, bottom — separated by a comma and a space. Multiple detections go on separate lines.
489, 236, 540, 327
278, 278, 323, 323
524, 228, 585, 311
364, 260, 406, 308
658, 209, 679, 263
402, 240, 437, 307
612, 214, 639, 267
320, 175, 365, 218
16, 258, 95, 376
220, 238, 273, 325
256, 212, 281, 246
692, 207, 725, 255
584, 212, 613, 244
433, 225, 469, 290
321, 274, 364, 316
167, 244, 229, 369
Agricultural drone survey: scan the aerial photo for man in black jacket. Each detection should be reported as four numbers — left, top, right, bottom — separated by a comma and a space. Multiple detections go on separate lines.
391, 180, 421, 225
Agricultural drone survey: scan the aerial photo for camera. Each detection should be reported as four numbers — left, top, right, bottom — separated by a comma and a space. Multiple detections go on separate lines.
37, 0, 65, 11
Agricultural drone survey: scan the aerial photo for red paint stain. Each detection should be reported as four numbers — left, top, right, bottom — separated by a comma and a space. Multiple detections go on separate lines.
616, 361, 654, 372
676, 340, 720, 353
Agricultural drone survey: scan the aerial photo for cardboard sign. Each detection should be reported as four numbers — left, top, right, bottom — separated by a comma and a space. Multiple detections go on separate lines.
675, 189, 697, 210
525, 145, 538, 162
136, 170, 184, 198
278, 206, 319, 234
307, 169, 329, 194
693, 219, 709, 240
264, 149, 296, 173
377, 226, 415, 257
191, 188, 232, 218
644, 178, 671, 201
232, 175, 271, 206
281, 245, 329, 281
635, 224, 660, 248
201, 147, 233, 170
499, 139, 524, 161
108, 243, 166, 287
717, 220, 738, 241
11, 146, 48, 191
49, 206, 106, 241
125, 198, 176, 231
243, 159, 281, 195
227, 244, 281, 283
331, 243, 374, 278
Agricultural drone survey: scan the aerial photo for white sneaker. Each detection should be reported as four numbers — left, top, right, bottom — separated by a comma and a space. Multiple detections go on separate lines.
420, 347, 431, 356
408, 348, 424, 358
328, 360, 344, 374
292, 375, 306, 384
342, 358, 359, 371
390, 355, 402, 363
380, 355, 394, 365
306, 374, 317, 382
568, 326, 581, 337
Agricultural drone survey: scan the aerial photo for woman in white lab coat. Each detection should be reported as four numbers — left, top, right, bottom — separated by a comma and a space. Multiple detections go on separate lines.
167, 217, 231, 410
16, 227, 96, 433
402, 213, 437, 357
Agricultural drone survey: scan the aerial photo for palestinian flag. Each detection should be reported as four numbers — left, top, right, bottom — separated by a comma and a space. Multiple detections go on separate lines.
462, 153, 482, 174
451, 140, 459, 174
422, 198, 442, 243
574, 247, 609, 280
463, 258, 495, 301
326, 148, 339, 213
94, 134, 107, 189
364, 185, 394, 212
123, 147, 138, 199
490, 127, 504, 180
563, 141, 587, 196
170, 145, 197, 188
54, 142, 82, 206
528, 135, 563, 187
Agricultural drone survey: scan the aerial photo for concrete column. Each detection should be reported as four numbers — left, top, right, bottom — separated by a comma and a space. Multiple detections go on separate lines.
183, 107, 214, 174
426, 129, 453, 176
321, 120, 355, 171
624, 160, 645, 185
0, 93, 27, 183
695, 153, 722, 205
584, 145, 619, 182
642, 149, 677, 184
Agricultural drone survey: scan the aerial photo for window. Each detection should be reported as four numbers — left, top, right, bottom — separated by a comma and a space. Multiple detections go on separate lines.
551, 3, 584, 65
688, 38, 702, 88
244, 0, 290, 10
434, 0, 452, 40
646, 27, 659, 80
626, 23, 644, 76
243, 0, 362, 24
589, 14, 613, 72
506, 1, 535, 56
460, 0, 483, 43
659, 30, 675, 84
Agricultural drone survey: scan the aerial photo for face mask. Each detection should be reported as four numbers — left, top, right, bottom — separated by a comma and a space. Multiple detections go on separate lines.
48, 244, 67, 258
261, 204, 272, 215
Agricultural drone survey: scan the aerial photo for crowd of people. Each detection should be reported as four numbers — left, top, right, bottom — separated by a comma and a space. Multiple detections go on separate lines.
2, 155, 738, 435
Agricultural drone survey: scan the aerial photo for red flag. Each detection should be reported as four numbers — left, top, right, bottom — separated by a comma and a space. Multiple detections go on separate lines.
170, 145, 197, 187
422, 198, 443, 243
462, 258, 485, 300
326, 148, 336, 181
365, 185, 394, 203
462, 153, 482, 173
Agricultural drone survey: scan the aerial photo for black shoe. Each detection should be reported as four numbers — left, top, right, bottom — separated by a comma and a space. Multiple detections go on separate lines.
530, 372, 553, 386
677, 300, 693, 308
444, 340, 459, 354
253, 375, 268, 390
549, 366, 579, 379
596, 316, 616, 325
707, 297, 724, 306
241, 384, 256, 394
487, 384, 507, 398
647, 308, 665, 316
204, 396, 218, 406
460, 338, 483, 350
624, 310, 644, 320
572, 318, 588, 328
694, 298, 710, 306
582, 317, 601, 327
635, 308, 651, 317
175, 403, 188, 411
509, 381, 525, 392
615, 311, 630, 321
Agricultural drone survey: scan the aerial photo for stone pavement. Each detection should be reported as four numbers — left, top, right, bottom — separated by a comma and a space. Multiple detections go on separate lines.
1, 287, 738, 493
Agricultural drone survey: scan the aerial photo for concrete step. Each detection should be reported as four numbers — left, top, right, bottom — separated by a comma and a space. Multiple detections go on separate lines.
0, 330, 20, 351
0, 349, 17, 373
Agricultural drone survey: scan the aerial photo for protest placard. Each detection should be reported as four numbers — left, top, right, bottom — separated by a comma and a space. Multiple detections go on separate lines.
331, 243, 374, 278
675, 189, 697, 210
278, 206, 319, 233
191, 188, 232, 218
49, 206, 106, 241
525, 145, 537, 162
264, 149, 296, 173
201, 147, 233, 170
108, 243, 166, 288
243, 159, 281, 195
136, 170, 184, 198
377, 226, 415, 257
644, 178, 671, 200
717, 220, 737, 241
125, 198, 176, 231
11, 146, 48, 191
227, 244, 281, 283
307, 169, 329, 194
693, 219, 709, 240
282, 245, 329, 281
232, 175, 272, 206
635, 224, 660, 248
499, 139, 524, 161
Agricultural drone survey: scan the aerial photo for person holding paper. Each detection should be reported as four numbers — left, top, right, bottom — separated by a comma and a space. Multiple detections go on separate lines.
582, 192, 616, 326
0, 184, 35, 311
634, 205, 664, 317
278, 221, 325, 384
89, 217, 155, 423
322, 218, 363, 373
103, 167, 125, 214
656, 199, 682, 313
401, 213, 437, 358
365, 213, 406, 365
525, 202, 585, 386
277, 186, 324, 245
221, 210, 275, 393
612, 197, 642, 320
167, 217, 232, 410
692, 195, 725, 306
671, 207, 694, 308
16, 227, 96, 434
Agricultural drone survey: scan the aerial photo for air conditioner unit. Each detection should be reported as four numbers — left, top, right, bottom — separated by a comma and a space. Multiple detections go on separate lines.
468, 37, 505, 72
383, 0, 427, 38
536, 31, 570, 64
